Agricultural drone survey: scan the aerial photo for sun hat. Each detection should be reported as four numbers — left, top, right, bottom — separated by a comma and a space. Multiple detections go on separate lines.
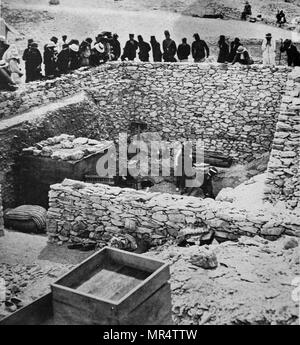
94, 42, 105, 53
237, 46, 246, 53
69, 44, 79, 52
208, 167, 218, 176
47, 41, 56, 48
0, 60, 9, 68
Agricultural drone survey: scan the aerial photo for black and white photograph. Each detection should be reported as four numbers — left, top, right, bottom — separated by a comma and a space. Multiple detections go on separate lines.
0, 0, 299, 330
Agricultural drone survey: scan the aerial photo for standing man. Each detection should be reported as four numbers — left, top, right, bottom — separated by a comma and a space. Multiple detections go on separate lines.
0, 36, 9, 59
25, 42, 42, 82
121, 34, 138, 61
262, 33, 276, 66
192, 33, 209, 63
177, 38, 191, 62
22, 39, 34, 83
111, 34, 121, 61
162, 30, 177, 62
150, 36, 162, 62
137, 35, 151, 62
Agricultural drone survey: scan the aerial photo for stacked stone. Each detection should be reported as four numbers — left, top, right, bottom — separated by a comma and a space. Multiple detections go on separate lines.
265, 67, 300, 210
0, 185, 4, 237
47, 179, 300, 247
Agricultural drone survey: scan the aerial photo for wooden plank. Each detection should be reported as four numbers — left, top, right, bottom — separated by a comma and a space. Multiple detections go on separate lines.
109, 247, 166, 273
121, 283, 173, 325
117, 264, 170, 317
52, 284, 119, 321
0, 293, 53, 325
55, 248, 108, 288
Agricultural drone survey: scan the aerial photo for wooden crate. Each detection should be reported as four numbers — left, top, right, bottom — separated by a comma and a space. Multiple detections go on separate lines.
51, 247, 172, 325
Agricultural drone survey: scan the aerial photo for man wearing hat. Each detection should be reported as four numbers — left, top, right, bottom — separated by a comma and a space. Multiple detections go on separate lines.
150, 36, 162, 62
25, 42, 42, 82
201, 167, 218, 199
280, 39, 300, 67
121, 34, 138, 61
232, 44, 253, 65
44, 41, 58, 78
192, 33, 209, 63
262, 33, 276, 66
90, 41, 107, 66
162, 30, 177, 62
137, 35, 151, 62
111, 34, 121, 61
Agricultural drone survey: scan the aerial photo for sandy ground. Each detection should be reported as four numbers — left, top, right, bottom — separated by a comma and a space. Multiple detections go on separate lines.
3, 0, 294, 54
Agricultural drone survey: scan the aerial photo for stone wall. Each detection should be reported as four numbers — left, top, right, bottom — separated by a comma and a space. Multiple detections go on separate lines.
47, 179, 300, 246
0, 186, 4, 237
0, 62, 291, 206
265, 67, 300, 210
0, 93, 105, 208
0, 63, 290, 160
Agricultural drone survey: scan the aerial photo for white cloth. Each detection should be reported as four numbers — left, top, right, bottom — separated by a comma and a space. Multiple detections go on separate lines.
262, 38, 276, 66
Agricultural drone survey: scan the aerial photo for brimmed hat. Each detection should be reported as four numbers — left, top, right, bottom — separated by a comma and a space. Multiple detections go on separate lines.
0, 60, 9, 68
266, 33, 272, 38
94, 42, 105, 53
237, 46, 246, 53
208, 167, 218, 176
69, 44, 79, 52
47, 41, 56, 48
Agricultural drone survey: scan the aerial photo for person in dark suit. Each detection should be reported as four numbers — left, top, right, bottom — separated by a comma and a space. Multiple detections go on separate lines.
177, 38, 191, 62
217, 35, 229, 63
162, 30, 177, 62
121, 34, 138, 61
137, 35, 151, 62
280, 39, 300, 67
150, 36, 162, 62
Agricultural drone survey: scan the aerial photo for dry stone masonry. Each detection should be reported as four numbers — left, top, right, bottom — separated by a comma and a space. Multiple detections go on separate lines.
0, 63, 291, 207
0, 186, 4, 237
47, 179, 300, 246
265, 67, 300, 210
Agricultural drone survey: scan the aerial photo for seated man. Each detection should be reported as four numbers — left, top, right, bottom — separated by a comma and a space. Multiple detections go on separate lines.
232, 45, 254, 65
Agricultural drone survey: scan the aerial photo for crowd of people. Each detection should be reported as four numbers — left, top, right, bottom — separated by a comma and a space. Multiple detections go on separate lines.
1, 28, 300, 91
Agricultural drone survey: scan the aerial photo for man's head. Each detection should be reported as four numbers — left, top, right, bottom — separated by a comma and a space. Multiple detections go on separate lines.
129, 34, 135, 40
137, 35, 143, 43
85, 37, 93, 45
113, 34, 119, 40
193, 33, 200, 41
28, 38, 34, 47
62, 35, 67, 42
266, 33, 272, 40
50, 36, 58, 44
182, 38, 187, 44
164, 30, 170, 39
31, 42, 38, 49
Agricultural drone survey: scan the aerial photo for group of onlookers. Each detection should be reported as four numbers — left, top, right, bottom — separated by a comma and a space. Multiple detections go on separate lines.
1, 28, 300, 91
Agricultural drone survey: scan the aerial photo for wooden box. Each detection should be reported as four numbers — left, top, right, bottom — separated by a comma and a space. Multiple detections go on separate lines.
51, 247, 172, 325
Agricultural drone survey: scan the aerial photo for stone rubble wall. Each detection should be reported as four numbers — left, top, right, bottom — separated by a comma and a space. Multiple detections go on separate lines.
0, 63, 290, 162
47, 179, 300, 246
0, 186, 4, 237
265, 67, 300, 210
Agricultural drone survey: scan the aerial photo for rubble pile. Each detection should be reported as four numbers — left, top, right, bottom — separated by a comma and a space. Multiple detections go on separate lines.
22, 134, 113, 162
147, 236, 300, 325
